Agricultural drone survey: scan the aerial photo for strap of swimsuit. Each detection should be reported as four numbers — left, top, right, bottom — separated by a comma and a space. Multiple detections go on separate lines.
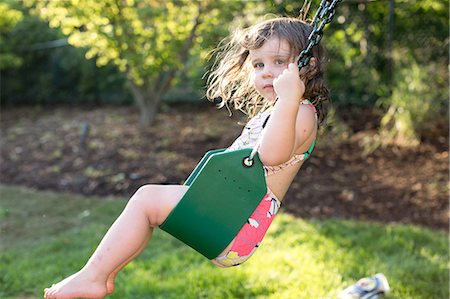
249, 114, 269, 160
302, 139, 316, 159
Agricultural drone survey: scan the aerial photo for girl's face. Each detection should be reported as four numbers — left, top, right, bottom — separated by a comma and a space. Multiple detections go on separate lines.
249, 37, 292, 103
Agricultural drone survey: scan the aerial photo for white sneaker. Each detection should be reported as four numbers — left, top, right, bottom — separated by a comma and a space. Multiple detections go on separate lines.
337, 273, 390, 299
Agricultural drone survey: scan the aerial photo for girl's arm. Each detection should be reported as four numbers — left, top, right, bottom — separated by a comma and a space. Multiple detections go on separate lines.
258, 63, 316, 166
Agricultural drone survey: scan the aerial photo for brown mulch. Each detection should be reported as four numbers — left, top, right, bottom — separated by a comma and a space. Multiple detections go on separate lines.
1, 104, 448, 231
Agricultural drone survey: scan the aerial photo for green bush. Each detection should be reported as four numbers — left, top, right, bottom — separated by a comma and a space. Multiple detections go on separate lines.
0, 2, 131, 106
379, 54, 448, 145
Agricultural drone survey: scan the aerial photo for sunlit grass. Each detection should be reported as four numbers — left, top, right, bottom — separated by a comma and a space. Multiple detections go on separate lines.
1, 185, 448, 299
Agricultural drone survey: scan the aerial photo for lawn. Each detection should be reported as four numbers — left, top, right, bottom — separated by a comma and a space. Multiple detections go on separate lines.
0, 185, 448, 299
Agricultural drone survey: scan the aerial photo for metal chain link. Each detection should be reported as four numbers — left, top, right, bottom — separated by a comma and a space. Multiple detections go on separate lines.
297, 0, 342, 69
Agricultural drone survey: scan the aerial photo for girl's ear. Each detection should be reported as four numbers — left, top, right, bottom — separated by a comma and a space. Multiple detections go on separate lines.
297, 57, 317, 70
299, 57, 319, 80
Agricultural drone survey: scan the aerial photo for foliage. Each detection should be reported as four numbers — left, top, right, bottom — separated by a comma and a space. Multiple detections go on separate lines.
0, 0, 24, 70
379, 55, 447, 146
1, 185, 448, 299
377, 0, 449, 145
25, 0, 248, 125
0, 2, 130, 106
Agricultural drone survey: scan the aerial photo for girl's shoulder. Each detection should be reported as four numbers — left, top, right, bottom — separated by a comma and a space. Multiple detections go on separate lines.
299, 99, 318, 116
296, 100, 319, 127
292, 100, 318, 151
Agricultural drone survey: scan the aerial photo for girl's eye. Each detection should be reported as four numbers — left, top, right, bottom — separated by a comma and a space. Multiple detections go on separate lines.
253, 62, 264, 69
275, 59, 286, 65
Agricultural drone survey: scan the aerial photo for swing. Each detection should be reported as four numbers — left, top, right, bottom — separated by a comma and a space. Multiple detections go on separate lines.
160, 0, 341, 260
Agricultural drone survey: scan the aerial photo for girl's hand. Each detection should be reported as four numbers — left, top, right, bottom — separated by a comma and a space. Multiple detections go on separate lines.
273, 63, 305, 102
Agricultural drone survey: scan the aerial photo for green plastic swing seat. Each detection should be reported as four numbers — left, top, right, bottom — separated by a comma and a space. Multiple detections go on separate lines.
159, 148, 267, 259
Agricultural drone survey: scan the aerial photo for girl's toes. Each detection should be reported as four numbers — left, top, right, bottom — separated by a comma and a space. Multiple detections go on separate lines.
45, 288, 55, 299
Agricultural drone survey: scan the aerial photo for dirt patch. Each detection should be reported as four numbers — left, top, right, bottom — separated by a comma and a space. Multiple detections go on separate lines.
1, 104, 448, 230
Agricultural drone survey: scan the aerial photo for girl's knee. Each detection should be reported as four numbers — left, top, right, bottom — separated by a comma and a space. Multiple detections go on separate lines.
128, 184, 185, 227
127, 185, 162, 226
129, 185, 155, 206
132, 184, 154, 199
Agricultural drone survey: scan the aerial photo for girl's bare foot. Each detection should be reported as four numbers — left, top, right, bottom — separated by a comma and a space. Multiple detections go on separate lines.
44, 270, 108, 299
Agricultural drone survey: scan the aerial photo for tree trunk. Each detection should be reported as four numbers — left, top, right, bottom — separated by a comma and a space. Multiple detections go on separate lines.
128, 80, 160, 126
139, 96, 159, 126
125, 3, 205, 127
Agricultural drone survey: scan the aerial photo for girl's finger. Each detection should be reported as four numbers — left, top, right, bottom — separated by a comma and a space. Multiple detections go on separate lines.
288, 63, 297, 72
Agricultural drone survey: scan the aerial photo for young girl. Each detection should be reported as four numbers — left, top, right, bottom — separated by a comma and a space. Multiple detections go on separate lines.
44, 16, 329, 299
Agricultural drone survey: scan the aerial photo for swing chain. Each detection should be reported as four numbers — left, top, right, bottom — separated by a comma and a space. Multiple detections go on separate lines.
297, 0, 342, 69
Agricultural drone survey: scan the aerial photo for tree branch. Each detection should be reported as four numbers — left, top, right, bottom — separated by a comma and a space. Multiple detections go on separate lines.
157, 1, 206, 95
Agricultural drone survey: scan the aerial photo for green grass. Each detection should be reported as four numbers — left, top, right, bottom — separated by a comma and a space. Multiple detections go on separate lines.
0, 185, 448, 299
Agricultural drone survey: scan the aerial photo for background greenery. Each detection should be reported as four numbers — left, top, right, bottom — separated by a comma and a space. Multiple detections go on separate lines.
1, 0, 448, 143
1, 185, 448, 299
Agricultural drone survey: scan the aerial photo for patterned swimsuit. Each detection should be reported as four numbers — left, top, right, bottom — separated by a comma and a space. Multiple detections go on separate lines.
213, 100, 317, 267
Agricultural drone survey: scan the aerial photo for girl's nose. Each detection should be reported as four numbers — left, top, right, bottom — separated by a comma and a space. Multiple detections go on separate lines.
262, 66, 273, 78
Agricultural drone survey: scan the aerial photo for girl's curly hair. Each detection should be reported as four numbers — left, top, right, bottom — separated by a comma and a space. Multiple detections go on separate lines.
205, 16, 329, 125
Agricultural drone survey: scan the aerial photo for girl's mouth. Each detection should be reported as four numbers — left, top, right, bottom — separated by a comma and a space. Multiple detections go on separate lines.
263, 84, 273, 89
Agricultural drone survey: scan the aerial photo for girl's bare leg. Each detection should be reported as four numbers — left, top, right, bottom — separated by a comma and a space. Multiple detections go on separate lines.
105, 234, 150, 294
44, 184, 188, 299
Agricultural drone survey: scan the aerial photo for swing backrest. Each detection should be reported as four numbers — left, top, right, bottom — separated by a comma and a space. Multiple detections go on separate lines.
160, 148, 267, 259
